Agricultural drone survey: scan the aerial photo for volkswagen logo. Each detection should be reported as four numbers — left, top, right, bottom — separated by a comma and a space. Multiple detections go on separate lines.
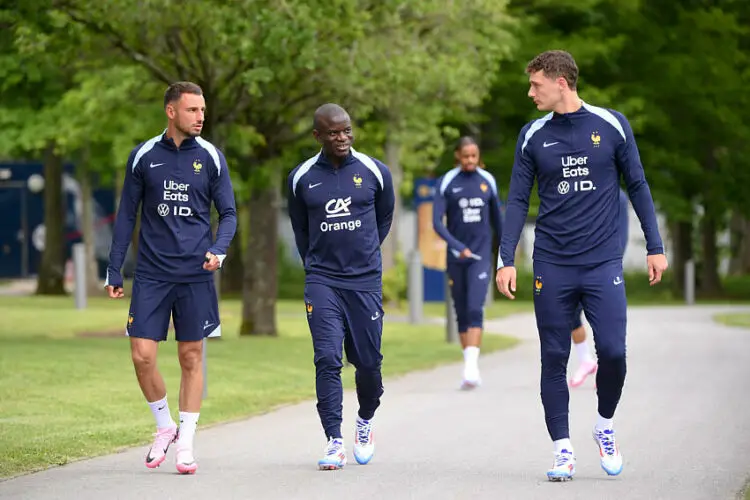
157, 203, 170, 216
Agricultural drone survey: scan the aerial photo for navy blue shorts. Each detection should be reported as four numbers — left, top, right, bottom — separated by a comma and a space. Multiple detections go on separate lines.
447, 258, 490, 332
126, 275, 220, 342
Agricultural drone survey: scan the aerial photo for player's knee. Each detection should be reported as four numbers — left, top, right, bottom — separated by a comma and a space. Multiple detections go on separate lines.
540, 345, 569, 372
597, 342, 626, 362
130, 339, 157, 371
314, 350, 343, 371
178, 342, 203, 372
467, 308, 483, 328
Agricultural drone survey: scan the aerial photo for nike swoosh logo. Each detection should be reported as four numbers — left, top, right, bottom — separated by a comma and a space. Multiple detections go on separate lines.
150, 162, 165, 168
613, 277, 623, 285
452, 188, 463, 193
371, 313, 380, 320
309, 182, 322, 189
203, 323, 215, 330
543, 142, 559, 148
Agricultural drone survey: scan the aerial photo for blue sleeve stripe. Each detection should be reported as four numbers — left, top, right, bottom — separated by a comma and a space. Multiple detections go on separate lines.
476, 168, 498, 195
351, 148, 384, 189
520, 113, 553, 153
131, 131, 163, 172
581, 102, 626, 141
195, 136, 222, 175
291, 153, 321, 196
438, 167, 461, 195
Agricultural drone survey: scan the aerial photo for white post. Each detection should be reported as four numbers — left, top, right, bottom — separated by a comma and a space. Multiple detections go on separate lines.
684, 259, 695, 305
407, 249, 423, 324
202, 338, 207, 400
72, 243, 86, 310
446, 274, 458, 343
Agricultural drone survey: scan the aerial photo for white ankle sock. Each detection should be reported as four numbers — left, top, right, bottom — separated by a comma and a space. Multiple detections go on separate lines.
147, 396, 175, 429
177, 412, 200, 448
596, 414, 613, 431
463, 346, 480, 370
575, 340, 594, 364
554, 438, 573, 454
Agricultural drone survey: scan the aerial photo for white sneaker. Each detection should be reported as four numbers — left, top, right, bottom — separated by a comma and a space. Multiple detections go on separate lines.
353, 417, 375, 465
460, 365, 482, 390
547, 449, 576, 481
593, 427, 623, 476
175, 445, 197, 475
318, 437, 346, 470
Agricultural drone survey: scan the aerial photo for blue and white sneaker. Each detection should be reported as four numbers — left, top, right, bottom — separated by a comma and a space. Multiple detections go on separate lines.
547, 449, 576, 481
593, 427, 623, 476
353, 417, 375, 465
318, 437, 346, 470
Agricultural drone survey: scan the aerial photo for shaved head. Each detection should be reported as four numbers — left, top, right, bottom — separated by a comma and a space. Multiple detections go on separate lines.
313, 103, 349, 130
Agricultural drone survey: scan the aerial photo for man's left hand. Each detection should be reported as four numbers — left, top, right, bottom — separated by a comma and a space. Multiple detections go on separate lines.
647, 253, 668, 286
203, 252, 221, 271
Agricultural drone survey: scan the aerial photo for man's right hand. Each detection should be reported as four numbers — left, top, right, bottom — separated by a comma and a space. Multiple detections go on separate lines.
459, 248, 473, 259
496, 266, 517, 300
105, 285, 124, 299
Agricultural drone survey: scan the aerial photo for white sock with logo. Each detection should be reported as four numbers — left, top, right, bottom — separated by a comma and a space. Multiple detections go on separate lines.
147, 396, 176, 429
177, 412, 200, 449
554, 438, 574, 454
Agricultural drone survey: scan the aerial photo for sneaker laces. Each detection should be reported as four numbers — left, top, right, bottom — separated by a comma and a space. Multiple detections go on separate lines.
325, 439, 343, 456
596, 429, 617, 456
152, 427, 176, 449
356, 420, 371, 445
554, 450, 573, 467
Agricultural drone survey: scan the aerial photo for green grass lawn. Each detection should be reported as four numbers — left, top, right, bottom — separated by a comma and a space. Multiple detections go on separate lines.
713, 313, 750, 329
0, 295, 519, 479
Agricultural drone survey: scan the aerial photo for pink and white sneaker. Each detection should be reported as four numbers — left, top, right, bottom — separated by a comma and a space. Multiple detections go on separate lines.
175, 445, 198, 474
145, 425, 177, 469
570, 360, 597, 388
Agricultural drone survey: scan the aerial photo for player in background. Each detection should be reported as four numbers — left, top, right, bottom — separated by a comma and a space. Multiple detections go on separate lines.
432, 137, 503, 389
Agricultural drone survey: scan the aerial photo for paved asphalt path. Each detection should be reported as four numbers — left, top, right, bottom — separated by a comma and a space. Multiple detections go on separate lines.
2, 305, 749, 500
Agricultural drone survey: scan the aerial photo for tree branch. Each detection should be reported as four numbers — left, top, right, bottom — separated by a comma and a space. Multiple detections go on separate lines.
61, 8, 177, 84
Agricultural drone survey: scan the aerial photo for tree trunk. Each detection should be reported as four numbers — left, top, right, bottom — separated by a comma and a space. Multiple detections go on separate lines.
240, 179, 278, 336
382, 126, 402, 273
699, 212, 722, 296
36, 143, 66, 295
728, 212, 750, 275
220, 226, 245, 295
669, 219, 693, 298
79, 159, 101, 295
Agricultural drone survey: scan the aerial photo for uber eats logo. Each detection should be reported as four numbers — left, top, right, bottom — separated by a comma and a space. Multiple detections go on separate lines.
558, 156, 596, 195
158, 179, 193, 217
320, 197, 361, 232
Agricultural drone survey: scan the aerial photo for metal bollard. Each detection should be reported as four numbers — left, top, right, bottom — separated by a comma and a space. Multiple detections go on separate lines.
202, 337, 208, 400
486, 263, 494, 305
407, 249, 423, 324
72, 243, 87, 310
445, 274, 459, 343
684, 259, 695, 305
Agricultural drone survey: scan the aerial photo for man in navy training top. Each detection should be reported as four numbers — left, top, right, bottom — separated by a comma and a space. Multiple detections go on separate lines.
569, 188, 630, 388
287, 103, 395, 470
105, 81, 237, 475
495, 50, 668, 481
432, 136, 503, 390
